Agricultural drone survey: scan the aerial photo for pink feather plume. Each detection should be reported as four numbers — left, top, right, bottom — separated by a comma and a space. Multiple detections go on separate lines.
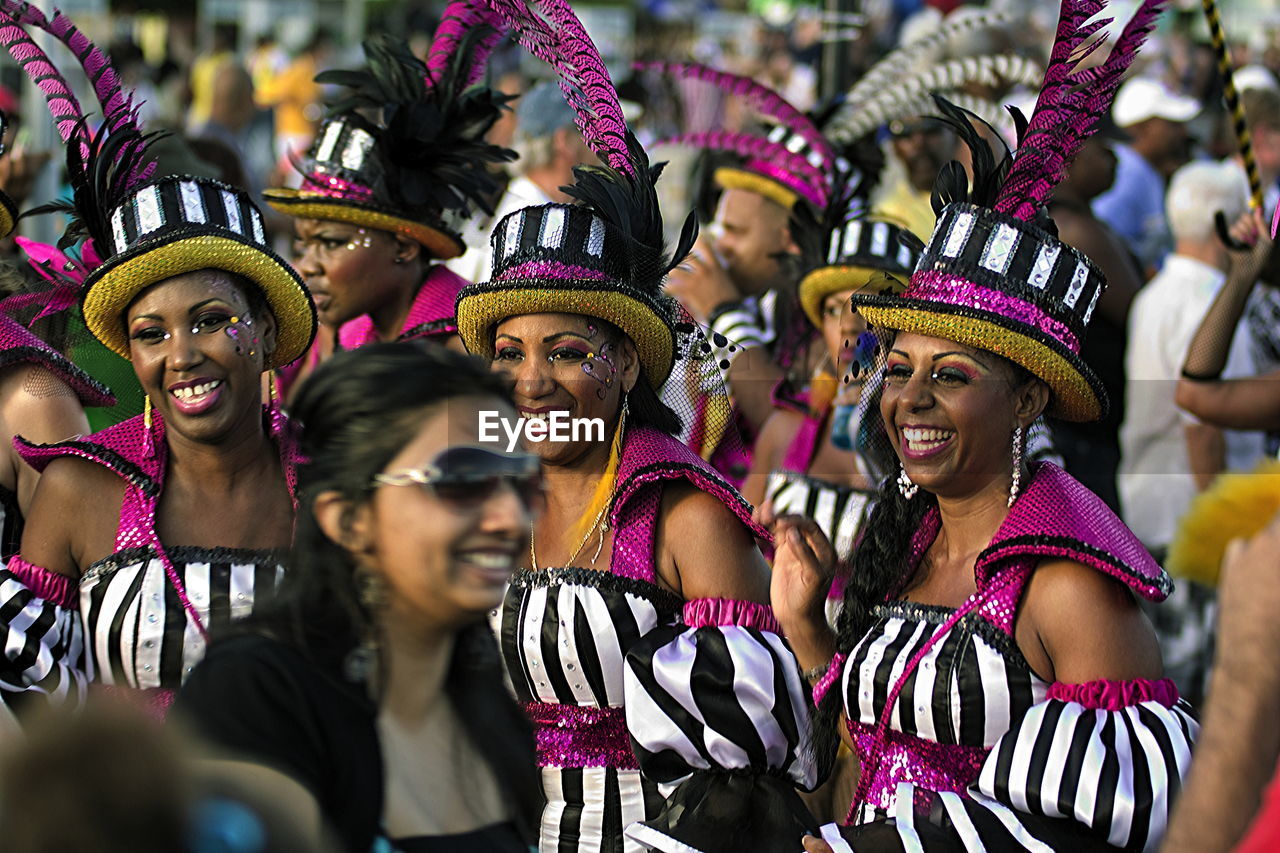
424, 0, 507, 92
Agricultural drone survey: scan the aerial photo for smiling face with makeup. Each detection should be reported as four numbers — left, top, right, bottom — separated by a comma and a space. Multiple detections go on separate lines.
491, 312, 639, 467
126, 270, 277, 445
881, 331, 1048, 499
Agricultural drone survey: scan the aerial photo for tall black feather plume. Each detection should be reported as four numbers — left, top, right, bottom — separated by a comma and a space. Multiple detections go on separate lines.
925, 94, 1014, 216
562, 132, 698, 294
316, 33, 515, 217
24, 117, 163, 250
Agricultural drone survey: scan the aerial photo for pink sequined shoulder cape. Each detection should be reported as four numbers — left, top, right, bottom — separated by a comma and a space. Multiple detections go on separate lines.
337, 263, 466, 348
14, 407, 302, 507
609, 424, 768, 584
910, 461, 1171, 602
0, 312, 114, 408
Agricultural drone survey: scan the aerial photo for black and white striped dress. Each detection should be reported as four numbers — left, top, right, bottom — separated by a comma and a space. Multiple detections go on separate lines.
81, 545, 284, 689
829, 598, 1198, 851
498, 567, 678, 853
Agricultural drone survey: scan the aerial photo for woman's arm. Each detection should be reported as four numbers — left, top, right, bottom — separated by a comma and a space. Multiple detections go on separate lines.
1175, 369, 1280, 430
1180, 208, 1272, 385
0, 366, 90, 517
18, 456, 119, 579
1018, 559, 1163, 684
656, 482, 771, 604
741, 408, 802, 509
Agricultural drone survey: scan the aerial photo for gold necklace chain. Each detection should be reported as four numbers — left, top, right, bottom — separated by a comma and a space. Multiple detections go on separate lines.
529, 499, 612, 571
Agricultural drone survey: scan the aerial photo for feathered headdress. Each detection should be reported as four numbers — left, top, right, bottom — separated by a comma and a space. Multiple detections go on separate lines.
456, 0, 697, 385
852, 0, 1168, 423
0, 1, 315, 369
265, 1, 514, 260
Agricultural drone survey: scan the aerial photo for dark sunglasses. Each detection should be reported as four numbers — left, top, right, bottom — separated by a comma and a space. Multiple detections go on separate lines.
373, 446, 544, 510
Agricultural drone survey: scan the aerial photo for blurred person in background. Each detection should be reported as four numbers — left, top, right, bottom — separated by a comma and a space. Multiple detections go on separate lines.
1047, 131, 1145, 512
186, 23, 238, 134
1093, 76, 1201, 274
874, 116, 957, 242
1119, 162, 1260, 707
257, 29, 333, 182
447, 81, 595, 286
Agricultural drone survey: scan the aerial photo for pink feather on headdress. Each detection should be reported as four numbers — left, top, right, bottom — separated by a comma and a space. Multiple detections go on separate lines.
656, 130, 827, 188
994, 0, 1166, 221
637, 61, 834, 168
424, 0, 507, 92
483, 0, 633, 177
0, 11, 86, 151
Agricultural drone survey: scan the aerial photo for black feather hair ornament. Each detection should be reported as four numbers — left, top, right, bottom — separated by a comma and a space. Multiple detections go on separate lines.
316, 32, 516, 218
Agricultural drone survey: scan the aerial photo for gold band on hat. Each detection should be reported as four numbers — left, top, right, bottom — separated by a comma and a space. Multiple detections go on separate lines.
263, 189, 465, 260
713, 167, 799, 211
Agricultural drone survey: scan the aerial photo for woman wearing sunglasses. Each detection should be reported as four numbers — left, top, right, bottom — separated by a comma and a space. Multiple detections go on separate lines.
455, 5, 817, 852
0, 8, 316, 716
178, 342, 542, 852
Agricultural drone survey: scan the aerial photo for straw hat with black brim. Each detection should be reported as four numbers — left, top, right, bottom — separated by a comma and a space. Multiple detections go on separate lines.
456, 202, 679, 385
852, 202, 1108, 423
798, 216, 924, 328
81, 175, 316, 370
263, 116, 468, 261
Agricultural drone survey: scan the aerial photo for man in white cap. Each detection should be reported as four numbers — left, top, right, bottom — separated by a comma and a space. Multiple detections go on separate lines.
1093, 76, 1201, 274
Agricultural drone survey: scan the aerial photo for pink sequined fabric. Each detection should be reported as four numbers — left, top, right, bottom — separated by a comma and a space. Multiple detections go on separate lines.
848, 720, 990, 815
682, 597, 781, 632
741, 158, 825, 207
1047, 678, 1179, 710
907, 271, 1081, 353
6, 554, 75, 607
609, 426, 768, 584
496, 261, 614, 283
810, 651, 846, 707
299, 172, 377, 202
95, 684, 176, 721
524, 700, 640, 769
338, 264, 465, 347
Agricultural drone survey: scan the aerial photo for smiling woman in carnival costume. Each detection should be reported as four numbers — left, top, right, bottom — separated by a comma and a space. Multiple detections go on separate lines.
455, 2, 819, 851
0, 3, 315, 717
771, 2, 1200, 850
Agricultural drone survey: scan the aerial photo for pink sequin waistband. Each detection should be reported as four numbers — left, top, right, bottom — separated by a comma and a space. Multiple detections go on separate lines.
845, 720, 989, 822
523, 700, 638, 770
905, 272, 1081, 355
94, 685, 177, 721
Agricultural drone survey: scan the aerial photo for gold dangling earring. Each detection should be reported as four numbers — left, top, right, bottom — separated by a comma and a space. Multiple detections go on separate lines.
267, 370, 283, 434
143, 395, 156, 459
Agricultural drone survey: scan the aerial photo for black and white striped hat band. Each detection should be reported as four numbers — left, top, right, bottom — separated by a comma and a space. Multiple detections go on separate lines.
490, 203, 635, 287
309, 117, 377, 175
766, 124, 829, 171
108, 176, 267, 257
918, 203, 1106, 332
826, 218, 922, 275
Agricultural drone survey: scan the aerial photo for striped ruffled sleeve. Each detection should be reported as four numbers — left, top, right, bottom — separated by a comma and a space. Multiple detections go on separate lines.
0, 556, 86, 712
819, 678, 1198, 853
622, 598, 818, 853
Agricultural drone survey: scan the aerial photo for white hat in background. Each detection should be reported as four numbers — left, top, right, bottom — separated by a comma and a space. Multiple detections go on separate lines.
1112, 77, 1201, 127
1235, 64, 1279, 94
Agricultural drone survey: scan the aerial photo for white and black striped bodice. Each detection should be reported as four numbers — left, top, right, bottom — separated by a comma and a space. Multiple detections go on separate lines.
765, 471, 873, 561
842, 600, 1050, 824
498, 567, 682, 707
80, 546, 284, 689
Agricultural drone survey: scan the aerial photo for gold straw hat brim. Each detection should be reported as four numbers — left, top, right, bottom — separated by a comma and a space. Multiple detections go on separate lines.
713, 167, 799, 211
263, 188, 464, 260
